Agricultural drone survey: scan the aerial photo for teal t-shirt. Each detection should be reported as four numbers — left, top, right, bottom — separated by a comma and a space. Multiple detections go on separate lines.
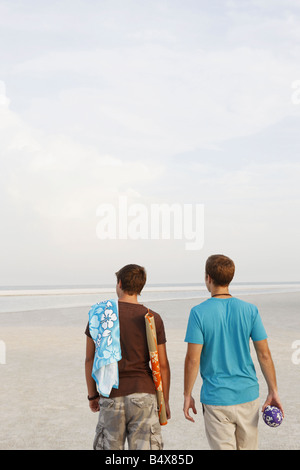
184, 297, 268, 406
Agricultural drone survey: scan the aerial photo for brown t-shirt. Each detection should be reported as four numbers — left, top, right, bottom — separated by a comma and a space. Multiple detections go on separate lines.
85, 301, 166, 398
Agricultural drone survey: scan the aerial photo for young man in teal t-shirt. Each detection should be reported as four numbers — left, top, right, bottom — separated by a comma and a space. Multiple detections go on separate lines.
183, 254, 284, 450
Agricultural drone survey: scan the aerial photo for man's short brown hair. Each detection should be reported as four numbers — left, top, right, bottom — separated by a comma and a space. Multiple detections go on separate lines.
115, 264, 147, 295
205, 254, 235, 287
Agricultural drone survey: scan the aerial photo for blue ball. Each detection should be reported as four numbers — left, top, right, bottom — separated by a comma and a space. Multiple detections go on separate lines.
263, 406, 283, 427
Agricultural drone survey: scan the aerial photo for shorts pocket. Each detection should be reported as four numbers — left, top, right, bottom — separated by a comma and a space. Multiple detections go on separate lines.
150, 423, 163, 450
93, 424, 104, 450
130, 394, 155, 409
99, 397, 115, 409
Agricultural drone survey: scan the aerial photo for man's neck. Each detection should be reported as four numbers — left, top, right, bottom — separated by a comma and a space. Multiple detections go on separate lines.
118, 293, 139, 304
210, 285, 231, 298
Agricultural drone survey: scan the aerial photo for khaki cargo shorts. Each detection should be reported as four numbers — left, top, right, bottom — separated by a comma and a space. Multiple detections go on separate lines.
93, 393, 163, 450
202, 398, 260, 450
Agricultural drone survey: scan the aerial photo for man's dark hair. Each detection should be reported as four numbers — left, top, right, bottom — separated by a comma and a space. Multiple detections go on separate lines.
115, 264, 147, 295
205, 254, 235, 287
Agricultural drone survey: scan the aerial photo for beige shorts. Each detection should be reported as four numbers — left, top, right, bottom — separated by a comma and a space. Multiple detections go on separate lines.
202, 398, 260, 450
93, 393, 163, 450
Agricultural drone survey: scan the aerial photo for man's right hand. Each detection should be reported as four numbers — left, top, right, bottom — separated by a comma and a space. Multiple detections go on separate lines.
183, 395, 197, 423
262, 391, 284, 417
89, 398, 100, 413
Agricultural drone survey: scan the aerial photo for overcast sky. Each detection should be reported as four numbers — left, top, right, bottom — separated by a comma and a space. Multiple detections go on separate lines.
1, 0, 300, 286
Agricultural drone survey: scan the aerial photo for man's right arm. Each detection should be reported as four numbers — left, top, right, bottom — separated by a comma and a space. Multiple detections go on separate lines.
85, 335, 100, 412
183, 343, 203, 422
253, 339, 284, 416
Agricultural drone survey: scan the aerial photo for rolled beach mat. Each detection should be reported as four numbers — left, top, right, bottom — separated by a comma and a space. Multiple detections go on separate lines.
145, 310, 168, 426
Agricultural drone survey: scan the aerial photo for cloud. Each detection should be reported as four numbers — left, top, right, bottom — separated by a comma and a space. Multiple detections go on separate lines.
9, 43, 299, 165
0, 78, 169, 284
0, 81, 164, 240
0, 81, 10, 107
2, 1, 298, 168
1, 1, 300, 283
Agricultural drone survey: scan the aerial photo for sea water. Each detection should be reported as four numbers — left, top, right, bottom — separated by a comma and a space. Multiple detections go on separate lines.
0, 282, 300, 314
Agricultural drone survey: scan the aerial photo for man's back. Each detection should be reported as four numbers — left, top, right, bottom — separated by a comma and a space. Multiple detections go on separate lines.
85, 301, 166, 397
185, 297, 267, 405
110, 301, 166, 397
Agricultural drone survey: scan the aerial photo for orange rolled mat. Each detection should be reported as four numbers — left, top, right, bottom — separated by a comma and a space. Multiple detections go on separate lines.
145, 309, 167, 426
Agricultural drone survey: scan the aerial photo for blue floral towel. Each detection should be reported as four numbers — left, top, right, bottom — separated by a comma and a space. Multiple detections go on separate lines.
88, 299, 122, 397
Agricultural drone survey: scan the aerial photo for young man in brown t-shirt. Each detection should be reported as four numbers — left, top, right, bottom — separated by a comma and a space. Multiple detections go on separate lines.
85, 264, 171, 450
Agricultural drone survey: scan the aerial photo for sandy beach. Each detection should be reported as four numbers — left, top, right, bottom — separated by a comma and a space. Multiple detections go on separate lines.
0, 291, 299, 450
